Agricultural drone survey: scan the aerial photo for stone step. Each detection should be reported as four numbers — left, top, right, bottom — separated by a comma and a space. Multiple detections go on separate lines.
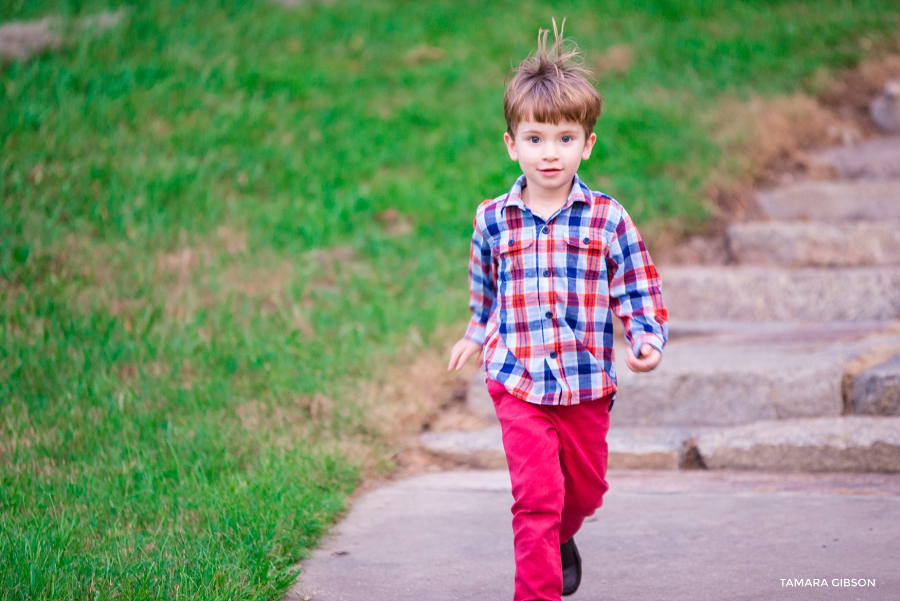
661, 266, 900, 321
605, 426, 703, 470
755, 179, 900, 221
851, 355, 900, 416
695, 416, 900, 473
614, 321, 900, 427
420, 425, 701, 470
465, 323, 900, 428
448, 323, 900, 472
421, 416, 900, 473
727, 221, 900, 267
420, 426, 506, 469
808, 136, 900, 180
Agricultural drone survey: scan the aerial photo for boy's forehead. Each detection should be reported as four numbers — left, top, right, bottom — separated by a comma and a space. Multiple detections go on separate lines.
516, 118, 585, 134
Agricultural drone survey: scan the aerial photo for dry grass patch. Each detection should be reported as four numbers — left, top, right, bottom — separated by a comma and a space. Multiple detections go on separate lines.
0, 399, 65, 468
154, 232, 355, 322
403, 44, 446, 66
26, 222, 379, 347
705, 52, 900, 222
375, 208, 414, 238
361, 350, 475, 442
331, 327, 485, 483
594, 44, 633, 76
633, 52, 900, 263
218, 325, 483, 479
704, 93, 853, 220
233, 394, 336, 442
818, 52, 900, 126
371, 341, 485, 475
19, 224, 297, 324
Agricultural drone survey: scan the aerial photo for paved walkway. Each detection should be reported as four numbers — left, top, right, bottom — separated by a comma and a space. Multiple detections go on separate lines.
289, 469, 900, 601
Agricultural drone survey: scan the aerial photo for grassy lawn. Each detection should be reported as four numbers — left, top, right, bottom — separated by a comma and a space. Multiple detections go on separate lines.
2, 0, 897, 598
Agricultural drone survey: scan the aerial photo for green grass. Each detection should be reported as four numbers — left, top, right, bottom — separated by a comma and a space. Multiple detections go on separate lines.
2, 0, 898, 598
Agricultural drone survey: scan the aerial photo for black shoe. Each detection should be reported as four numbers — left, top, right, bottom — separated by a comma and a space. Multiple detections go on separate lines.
560, 537, 582, 596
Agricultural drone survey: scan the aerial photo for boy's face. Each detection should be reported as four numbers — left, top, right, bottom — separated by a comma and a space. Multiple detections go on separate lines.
504, 118, 597, 202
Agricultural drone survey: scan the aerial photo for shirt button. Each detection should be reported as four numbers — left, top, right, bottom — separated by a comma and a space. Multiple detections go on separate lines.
550, 351, 558, 359
509, 239, 516, 246
543, 269, 550, 277
545, 311, 552, 319
542, 226, 549, 234
583, 237, 590, 244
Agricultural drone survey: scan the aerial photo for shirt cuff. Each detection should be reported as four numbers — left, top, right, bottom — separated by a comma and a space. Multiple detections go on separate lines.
632, 333, 664, 359
464, 319, 487, 347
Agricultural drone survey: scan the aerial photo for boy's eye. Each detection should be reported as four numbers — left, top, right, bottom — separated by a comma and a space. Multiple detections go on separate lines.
528, 136, 540, 143
561, 136, 572, 143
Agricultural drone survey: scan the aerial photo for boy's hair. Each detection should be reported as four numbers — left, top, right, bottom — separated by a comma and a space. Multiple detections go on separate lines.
504, 18, 602, 137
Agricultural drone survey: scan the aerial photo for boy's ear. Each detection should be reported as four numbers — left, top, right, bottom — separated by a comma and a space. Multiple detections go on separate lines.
581, 132, 597, 160
503, 132, 518, 161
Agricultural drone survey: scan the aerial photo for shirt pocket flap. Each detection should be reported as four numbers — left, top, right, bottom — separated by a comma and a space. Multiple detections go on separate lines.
565, 232, 605, 251
493, 232, 536, 257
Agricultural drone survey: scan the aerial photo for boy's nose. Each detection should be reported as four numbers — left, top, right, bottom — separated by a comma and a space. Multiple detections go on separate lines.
542, 143, 559, 159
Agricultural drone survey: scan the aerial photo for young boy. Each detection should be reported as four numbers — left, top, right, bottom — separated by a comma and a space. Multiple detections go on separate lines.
447, 20, 668, 601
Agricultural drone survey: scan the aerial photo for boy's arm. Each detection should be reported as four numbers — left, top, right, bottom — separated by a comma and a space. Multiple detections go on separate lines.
463, 217, 497, 347
606, 209, 668, 364
448, 217, 496, 371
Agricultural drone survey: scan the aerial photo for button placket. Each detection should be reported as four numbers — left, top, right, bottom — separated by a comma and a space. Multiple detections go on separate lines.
532, 220, 555, 357
536, 220, 560, 364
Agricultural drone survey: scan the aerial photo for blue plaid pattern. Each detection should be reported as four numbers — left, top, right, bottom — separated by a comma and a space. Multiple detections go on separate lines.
464, 174, 668, 406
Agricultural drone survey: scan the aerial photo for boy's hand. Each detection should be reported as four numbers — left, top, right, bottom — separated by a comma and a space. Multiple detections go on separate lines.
625, 344, 661, 373
448, 338, 483, 371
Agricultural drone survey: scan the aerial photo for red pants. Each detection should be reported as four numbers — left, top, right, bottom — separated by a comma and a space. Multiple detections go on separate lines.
487, 379, 611, 601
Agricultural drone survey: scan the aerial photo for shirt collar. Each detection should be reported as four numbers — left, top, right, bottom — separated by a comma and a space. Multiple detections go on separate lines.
501, 174, 593, 215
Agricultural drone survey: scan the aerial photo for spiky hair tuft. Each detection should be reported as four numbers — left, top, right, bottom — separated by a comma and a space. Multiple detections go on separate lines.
504, 18, 602, 136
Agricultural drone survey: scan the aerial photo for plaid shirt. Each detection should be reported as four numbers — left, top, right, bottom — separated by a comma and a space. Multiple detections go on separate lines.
464, 174, 668, 406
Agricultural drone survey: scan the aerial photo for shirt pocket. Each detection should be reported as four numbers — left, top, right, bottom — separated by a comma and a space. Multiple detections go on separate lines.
564, 230, 606, 281
493, 231, 536, 285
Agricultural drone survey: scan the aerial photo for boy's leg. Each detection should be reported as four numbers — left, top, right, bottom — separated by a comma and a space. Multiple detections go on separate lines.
487, 379, 566, 601
556, 397, 611, 544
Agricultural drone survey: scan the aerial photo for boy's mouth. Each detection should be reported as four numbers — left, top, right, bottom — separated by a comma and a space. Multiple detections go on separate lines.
539, 168, 562, 176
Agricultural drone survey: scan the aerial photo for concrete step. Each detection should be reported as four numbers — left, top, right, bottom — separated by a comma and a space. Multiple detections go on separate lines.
727, 221, 900, 267
851, 355, 900, 416
755, 179, 900, 221
420, 426, 503, 468
696, 416, 900, 473
420, 425, 701, 470
614, 321, 900, 427
465, 323, 900, 428
661, 266, 900, 321
445, 323, 900, 472
421, 416, 900, 473
808, 135, 900, 180
420, 426, 506, 469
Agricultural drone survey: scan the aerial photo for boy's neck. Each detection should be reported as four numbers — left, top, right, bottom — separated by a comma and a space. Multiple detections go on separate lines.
521, 179, 573, 219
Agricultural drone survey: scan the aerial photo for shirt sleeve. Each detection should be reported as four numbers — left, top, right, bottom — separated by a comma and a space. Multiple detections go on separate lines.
606, 209, 669, 357
463, 217, 496, 346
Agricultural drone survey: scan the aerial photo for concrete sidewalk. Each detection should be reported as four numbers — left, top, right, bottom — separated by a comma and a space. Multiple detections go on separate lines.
289, 469, 900, 601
